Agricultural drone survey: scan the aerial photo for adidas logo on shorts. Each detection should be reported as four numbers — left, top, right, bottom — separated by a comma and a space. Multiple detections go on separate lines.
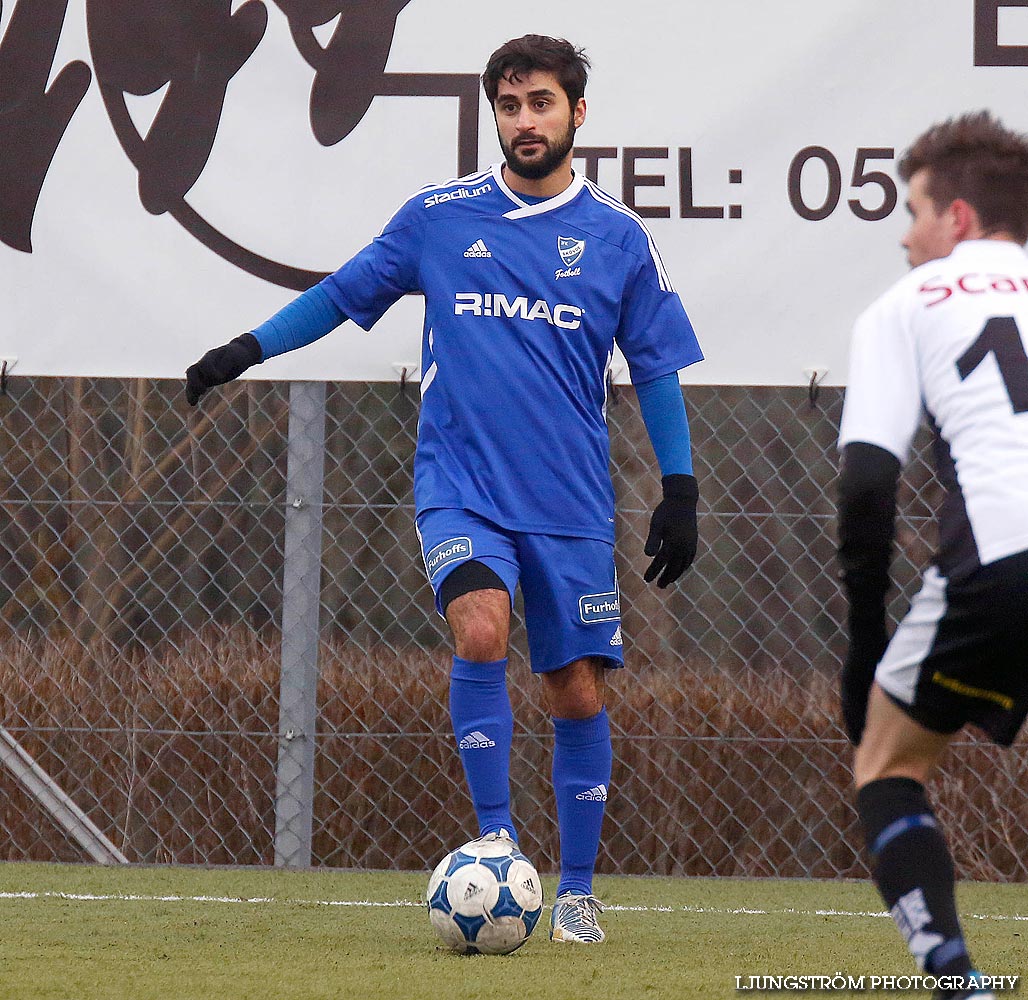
459, 730, 496, 749
609, 626, 623, 646
576, 784, 608, 802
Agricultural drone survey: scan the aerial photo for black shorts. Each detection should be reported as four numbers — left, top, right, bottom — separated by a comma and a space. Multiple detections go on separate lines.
875, 550, 1028, 746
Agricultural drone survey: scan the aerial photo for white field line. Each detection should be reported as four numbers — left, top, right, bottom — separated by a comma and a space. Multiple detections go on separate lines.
0, 891, 1025, 923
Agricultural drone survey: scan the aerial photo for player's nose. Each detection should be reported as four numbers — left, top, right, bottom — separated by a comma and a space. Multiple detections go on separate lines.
514, 108, 537, 131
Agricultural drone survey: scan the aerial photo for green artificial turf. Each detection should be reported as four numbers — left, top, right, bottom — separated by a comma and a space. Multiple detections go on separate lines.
0, 863, 1022, 999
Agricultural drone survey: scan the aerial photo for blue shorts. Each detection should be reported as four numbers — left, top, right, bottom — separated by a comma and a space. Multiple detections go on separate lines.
416, 507, 624, 674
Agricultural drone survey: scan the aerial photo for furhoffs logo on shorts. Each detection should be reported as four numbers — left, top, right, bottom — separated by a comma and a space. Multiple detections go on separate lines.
579, 590, 620, 624
425, 537, 472, 579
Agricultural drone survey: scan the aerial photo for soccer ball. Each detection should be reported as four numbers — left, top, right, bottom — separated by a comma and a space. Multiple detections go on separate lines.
426, 837, 544, 955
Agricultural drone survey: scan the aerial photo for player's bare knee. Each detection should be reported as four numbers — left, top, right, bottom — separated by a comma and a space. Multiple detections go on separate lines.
451, 614, 507, 661
453, 624, 507, 662
853, 687, 952, 789
446, 586, 510, 662
853, 738, 941, 789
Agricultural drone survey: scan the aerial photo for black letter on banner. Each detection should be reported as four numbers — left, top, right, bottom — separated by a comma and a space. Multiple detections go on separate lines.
573, 146, 617, 184
679, 148, 724, 219
0, 0, 92, 252
623, 147, 670, 219
974, 0, 1028, 66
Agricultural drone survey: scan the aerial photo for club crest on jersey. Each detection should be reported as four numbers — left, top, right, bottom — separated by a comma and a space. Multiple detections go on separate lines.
557, 236, 585, 268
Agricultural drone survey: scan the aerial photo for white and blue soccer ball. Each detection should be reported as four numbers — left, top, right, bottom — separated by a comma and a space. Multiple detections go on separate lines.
426, 838, 544, 955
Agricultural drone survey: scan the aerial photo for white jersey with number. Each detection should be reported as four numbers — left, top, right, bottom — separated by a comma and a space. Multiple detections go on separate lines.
839, 238, 1028, 578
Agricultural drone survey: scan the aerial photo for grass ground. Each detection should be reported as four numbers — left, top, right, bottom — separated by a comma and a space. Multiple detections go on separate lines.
0, 863, 1022, 1000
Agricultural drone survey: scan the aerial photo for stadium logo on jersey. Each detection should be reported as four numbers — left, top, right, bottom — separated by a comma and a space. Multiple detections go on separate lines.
425, 536, 472, 579
423, 183, 492, 208
579, 591, 620, 623
454, 293, 583, 330
464, 240, 492, 258
557, 235, 586, 267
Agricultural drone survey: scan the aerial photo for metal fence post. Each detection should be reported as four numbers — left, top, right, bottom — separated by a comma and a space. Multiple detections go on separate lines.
274, 381, 326, 868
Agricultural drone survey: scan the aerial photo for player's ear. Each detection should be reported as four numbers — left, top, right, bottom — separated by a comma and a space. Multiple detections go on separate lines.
574, 97, 586, 129
949, 198, 981, 241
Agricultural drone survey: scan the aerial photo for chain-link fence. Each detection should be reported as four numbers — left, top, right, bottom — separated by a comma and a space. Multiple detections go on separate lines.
1, 375, 1026, 880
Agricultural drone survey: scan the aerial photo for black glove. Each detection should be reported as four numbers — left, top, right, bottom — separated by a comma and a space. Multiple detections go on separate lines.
644, 473, 699, 588
840, 620, 888, 746
185, 333, 262, 406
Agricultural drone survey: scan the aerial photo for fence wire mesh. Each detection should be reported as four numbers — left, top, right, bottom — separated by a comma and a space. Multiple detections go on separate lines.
1, 375, 1025, 880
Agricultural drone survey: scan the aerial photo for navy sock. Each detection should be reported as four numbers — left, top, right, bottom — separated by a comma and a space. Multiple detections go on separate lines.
552, 708, 612, 896
857, 777, 972, 977
449, 656, 514, 839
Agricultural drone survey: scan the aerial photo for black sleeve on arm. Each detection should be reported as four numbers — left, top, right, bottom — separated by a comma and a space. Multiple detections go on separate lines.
837, 441, 901, 637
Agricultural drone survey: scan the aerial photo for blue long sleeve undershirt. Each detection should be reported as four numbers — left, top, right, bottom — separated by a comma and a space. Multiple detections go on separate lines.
635, 372, 693, 475
250, 280, 347, 361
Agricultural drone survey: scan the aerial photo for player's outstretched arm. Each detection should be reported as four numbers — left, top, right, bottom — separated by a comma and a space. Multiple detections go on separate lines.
184, 281, 348, 406
636, 372, 699, 588
836, 441, 901, 744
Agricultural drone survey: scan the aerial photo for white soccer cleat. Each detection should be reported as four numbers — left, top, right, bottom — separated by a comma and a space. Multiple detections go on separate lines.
549, 892, 605, 943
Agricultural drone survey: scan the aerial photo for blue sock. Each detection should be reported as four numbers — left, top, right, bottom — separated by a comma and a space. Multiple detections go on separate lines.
449, 656, 514, 839
552, 708, 612, 896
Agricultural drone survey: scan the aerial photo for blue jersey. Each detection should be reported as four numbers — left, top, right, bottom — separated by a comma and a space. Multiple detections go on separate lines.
322, 164, 703, 542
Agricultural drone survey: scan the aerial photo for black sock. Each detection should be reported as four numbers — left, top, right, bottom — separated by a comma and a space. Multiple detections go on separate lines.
856, 777, 973, 979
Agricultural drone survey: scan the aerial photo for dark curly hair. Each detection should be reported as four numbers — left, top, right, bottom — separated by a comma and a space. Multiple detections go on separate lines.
899, 111, 1028, 242
482, 35, 590, 107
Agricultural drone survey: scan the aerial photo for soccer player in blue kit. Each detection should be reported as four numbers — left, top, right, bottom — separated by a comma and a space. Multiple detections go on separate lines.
186, 34, 703, 944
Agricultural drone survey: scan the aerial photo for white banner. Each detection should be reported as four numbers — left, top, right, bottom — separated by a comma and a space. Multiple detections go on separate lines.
2, 0, 1027, 384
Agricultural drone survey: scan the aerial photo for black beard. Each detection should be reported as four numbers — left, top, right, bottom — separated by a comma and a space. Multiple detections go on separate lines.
500, 116, 576, 181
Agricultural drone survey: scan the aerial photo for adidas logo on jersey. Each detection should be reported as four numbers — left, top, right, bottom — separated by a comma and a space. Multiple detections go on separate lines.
609, 626, 623, 647
459, 730, 496, 749
576, 784, 608, 802
464, 239, 492, 258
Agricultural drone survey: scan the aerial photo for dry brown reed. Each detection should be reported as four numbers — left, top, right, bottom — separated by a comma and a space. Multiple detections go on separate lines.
1, 626, 1025, 881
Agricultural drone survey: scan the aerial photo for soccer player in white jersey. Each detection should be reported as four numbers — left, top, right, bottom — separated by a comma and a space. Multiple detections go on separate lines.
186, 35, 703, 944
838, 111, 1028, 1000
